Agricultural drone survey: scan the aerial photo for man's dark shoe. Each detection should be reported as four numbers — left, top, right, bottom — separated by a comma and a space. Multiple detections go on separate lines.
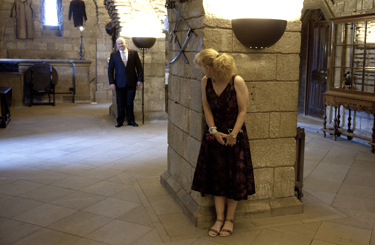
128, 121, 138, 127
115, 123, 123, 128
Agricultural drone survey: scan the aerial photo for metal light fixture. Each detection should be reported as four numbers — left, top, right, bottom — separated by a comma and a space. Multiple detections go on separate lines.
132, 37, 157, 124
232, 18, 287, 49
132, 37, 157, 49
78, 26, 85, 60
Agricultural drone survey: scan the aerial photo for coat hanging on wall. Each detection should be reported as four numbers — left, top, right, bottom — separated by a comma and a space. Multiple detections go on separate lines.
69, 0, 87, 27
11, 0, 35, 39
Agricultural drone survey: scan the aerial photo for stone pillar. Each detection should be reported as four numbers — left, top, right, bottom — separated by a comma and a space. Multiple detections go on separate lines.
73, 60, 92, 103
161, 0, 303, 227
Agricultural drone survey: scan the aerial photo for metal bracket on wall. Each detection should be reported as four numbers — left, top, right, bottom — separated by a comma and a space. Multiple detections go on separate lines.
166, 0, 197, 64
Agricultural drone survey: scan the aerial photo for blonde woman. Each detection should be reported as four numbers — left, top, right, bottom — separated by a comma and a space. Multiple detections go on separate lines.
191, 49, 255, 237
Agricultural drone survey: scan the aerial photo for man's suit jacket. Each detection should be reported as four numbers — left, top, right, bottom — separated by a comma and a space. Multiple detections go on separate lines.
108, 49, 143, 89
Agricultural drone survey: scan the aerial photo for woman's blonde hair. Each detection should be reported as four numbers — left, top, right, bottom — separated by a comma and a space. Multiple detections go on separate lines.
194, 48, 237, 81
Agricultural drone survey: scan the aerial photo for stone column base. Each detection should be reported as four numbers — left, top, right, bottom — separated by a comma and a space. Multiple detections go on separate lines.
161, 171, 303, 228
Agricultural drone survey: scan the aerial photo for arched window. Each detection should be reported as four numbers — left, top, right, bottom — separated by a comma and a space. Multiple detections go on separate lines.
41, 0, 63, 35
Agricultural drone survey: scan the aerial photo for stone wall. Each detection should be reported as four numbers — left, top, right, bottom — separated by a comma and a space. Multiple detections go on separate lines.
0, 0, 113, 103
161, 0, 303, 227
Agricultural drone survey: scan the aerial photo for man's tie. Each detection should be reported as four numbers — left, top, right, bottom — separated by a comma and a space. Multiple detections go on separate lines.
120, 51, 126, 67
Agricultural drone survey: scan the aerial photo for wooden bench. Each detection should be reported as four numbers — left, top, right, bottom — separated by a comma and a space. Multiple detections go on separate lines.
0, 87, 12, 128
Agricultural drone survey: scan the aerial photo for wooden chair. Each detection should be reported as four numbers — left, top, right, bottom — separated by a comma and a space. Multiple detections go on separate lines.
24, 62, 58, 106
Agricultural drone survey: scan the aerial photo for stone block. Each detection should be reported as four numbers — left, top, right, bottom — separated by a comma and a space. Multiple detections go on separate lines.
286, 21, 302, 32
250, 138, 296, 168
185, 136, 201, 167
144, 87, 163, 100
168, 146, 182, 181
180, 158, 193, 192
245, 112, 270, 140
189, 79, 203, 113
180, 77, 191, 107
233, 53, 277, 81
189, 110, 205, 141
16, 41, 25, 49
270, 197, 303, 216
272, 32, 301, 54
168, 75, 179, 103
247, 82, 299, 112
151, 52, 165, 64
7, 42, 16, 50
168, 51, 197, 79
144, 53, 152, 64
166, 171, 182, 194
236, 199, 271, 220
144, 63, 164, 77
63, 43, 73, 51
168, 121, 185, 157
277, 54, 300, 80
184, 16, 204, 30
178, 0, 205, 19
274, 167, 295, 198
203, 15, 231, 28
270, 112, 281, 139
270, 112, 298, 138
168, 100, 189, 133
94, 90, 110, 102
96, 74, 108, 85
202, 28, 233, 52
147, 100, 165, 112
249, 168, 273, 200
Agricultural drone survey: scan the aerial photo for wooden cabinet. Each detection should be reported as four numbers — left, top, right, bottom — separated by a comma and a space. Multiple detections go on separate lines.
322, 14, 375, 153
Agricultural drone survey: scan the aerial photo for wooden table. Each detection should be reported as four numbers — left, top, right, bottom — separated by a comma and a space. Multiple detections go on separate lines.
321, 90, 375, 153
0, 87, 12, 128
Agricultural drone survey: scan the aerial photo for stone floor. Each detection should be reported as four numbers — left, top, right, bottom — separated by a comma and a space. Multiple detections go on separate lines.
0, 103, 374, 245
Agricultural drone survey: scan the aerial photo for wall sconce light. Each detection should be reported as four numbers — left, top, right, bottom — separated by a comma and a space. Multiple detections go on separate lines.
232, 18, 287, 49
131, 37, 157, 124
132, 37, 157, 49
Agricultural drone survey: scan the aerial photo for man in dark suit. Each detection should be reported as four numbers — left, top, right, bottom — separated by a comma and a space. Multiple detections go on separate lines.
108, 37, 143, 127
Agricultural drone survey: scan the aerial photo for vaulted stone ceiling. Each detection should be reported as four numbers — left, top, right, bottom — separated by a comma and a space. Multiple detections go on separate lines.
104, 0, 167, 37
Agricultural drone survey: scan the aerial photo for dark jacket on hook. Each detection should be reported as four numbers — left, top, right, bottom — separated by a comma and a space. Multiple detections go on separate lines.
69, 0, 87, 27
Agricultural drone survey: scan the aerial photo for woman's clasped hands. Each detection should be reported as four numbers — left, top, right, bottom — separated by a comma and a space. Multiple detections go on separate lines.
214, 132, 236, 147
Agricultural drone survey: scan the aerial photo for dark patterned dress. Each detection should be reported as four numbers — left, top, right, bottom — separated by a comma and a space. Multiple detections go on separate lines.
191, 76, 255, 201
